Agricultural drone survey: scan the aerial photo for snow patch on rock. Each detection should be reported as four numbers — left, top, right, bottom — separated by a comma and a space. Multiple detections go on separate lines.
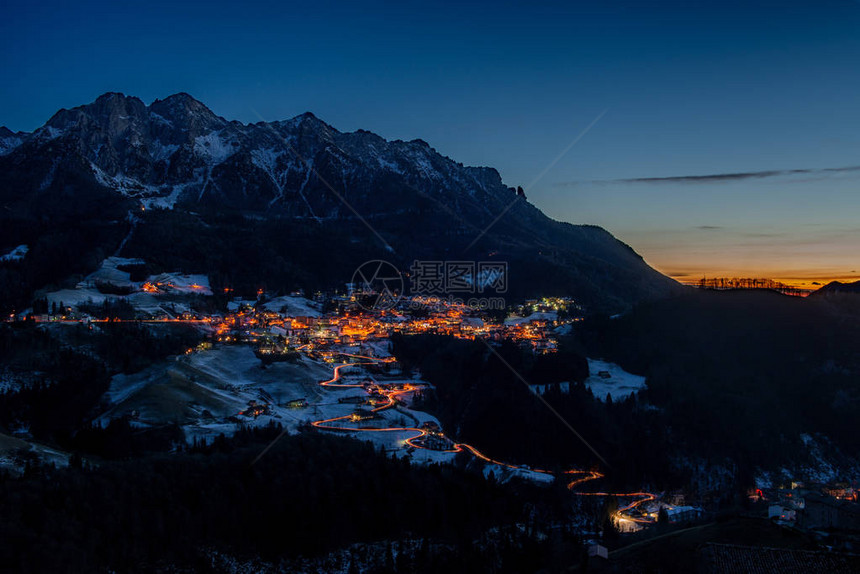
194, 131, 236, 164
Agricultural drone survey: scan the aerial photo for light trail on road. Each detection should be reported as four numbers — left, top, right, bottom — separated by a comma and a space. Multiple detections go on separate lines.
309, 353, 658, 526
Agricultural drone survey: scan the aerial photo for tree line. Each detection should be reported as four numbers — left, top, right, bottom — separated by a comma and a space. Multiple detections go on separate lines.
695, 276, 805, 296
391, 333, 679, 491
0, 424, 584, 573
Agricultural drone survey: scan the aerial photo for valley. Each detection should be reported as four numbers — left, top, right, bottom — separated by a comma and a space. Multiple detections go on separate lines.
1, 86, 858, 572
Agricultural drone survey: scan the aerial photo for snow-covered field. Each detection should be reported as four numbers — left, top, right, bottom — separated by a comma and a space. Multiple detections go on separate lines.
148, 272, 212, 295
98, 346, 329, 438
0, 432, 70, 475
41, 257, 213, 317
80, 256, 143, 287
531, 359, 646, 401
260, 295, 321, 316
504, 311, 558, 326
95, 343, 554, 484
584, 359, 647, 401
44, 257, 145, 309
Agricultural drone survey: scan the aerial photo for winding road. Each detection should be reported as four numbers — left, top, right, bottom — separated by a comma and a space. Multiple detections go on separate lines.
308, 352, 657, 525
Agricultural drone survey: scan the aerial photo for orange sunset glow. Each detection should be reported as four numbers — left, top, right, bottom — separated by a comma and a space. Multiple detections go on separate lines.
619, 224, 860, 291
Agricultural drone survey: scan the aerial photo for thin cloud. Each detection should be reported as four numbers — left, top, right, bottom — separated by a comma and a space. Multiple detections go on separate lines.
556, 165, 860, 187
624, 169, 792, 184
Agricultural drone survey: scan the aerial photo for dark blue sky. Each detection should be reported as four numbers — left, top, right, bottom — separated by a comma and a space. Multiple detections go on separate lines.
3, 0, 860, 285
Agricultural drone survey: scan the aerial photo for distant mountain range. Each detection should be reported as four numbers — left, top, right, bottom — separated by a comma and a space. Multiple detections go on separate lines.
0, 92, 680, 312
812, 280, 860, 296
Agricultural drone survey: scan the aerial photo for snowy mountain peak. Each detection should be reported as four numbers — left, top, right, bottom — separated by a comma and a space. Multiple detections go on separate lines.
94, 91, 143, 105
0, 91, 681, 312
150, 93, 221, 121
2, 92, 525, 215
44, 92, 149, 137
148, 93, 226, 135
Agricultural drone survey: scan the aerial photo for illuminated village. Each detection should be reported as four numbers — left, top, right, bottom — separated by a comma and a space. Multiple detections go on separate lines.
212, 293, 574, 356
10, 258, 860, 544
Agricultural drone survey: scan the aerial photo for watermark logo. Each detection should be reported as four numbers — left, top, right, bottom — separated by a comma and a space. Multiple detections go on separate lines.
409, 260, 508, 294
351, 260, 404, 311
